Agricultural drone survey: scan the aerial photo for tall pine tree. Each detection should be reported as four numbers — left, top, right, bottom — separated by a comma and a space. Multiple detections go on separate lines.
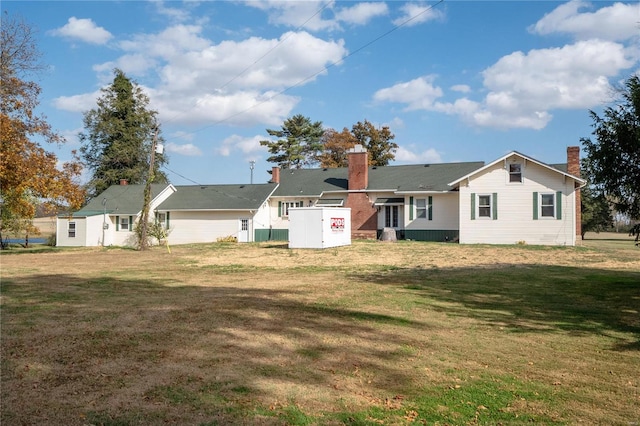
80, 69, 168, 197
260, 114, 324, 169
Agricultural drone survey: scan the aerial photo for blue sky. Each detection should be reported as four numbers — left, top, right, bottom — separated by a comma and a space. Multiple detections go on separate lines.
5, 0, 640, 185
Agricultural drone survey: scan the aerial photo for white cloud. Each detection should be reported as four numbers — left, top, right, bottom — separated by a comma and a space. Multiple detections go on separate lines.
392, 3, 444, 27
154, 0, 192, 22
156, 31, 347, 94
376, 38, 635, 129
53, 90, 101, 112
481, 40, 632, 110
530, 0, 640, 42
373, 76, 443, 110
50, 17, 113, 45
335, 2, 388, 25
166, 142, 202, 156
217, 134, 267, 157
59, 127, 84, 146
395, 146, 442, 163
246, 1, 340, 31
450, 84, 471, 94
93, 54, 157, 77
58, 23, 347, 128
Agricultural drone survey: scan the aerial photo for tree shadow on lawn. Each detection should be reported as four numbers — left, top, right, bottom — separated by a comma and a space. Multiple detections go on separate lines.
1, 273, 427, 425
350, 264, 640, 351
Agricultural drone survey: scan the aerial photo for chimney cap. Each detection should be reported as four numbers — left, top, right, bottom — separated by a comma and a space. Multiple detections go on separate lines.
348, 144, 366, 153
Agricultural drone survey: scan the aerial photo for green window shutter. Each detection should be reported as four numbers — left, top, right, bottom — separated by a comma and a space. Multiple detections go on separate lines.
471, 193, 476, 220
116, 216, 120, 231
409, 197, 414, 220
533, 192, 538, 220
278, 201, 282, 217
166, 212, 170, 228
129, 216, 133, 231
428, 196, 433, 221
492, 193, 498, 220
556, 191, 562, 220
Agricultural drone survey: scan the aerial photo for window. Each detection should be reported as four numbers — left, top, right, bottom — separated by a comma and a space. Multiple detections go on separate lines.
471, 193, 497, 220
416, 199, 427, 219
156, 213, 167, 228
478, 195, 492, 218
241, 219, 249, 231
533, 191, 562, 220
385, 205, 399, 227
280, 201, 303, 217
68, 222, 76, 238
120, 216, 129, 231
509, 163, 522, 183
541, 194, 555, 217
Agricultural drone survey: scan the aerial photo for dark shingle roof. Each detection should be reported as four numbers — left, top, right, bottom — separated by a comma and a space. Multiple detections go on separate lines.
273, 162, 484, 196
549, 163, 568, 173
74, 184, 170, 216
158, 183, 276, 211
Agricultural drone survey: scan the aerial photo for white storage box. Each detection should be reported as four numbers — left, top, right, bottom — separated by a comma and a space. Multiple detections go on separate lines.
288, 207, 351, 249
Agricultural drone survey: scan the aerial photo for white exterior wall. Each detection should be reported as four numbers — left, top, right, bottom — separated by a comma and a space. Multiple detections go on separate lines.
405, 193, 459, 230
167, 211, 249, 245
84, 215, 105, 246
57, 217, 88, 246
269, 197, 318, 229
252, 201, 273, 233
458, 160, 577, 246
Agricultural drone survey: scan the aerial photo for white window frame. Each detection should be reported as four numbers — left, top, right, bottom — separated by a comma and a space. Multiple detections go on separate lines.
416, 198, 427, 219
540, 193, 556, 218
156, 212, 167, 228
508, 163, 523, 183
477, 194, 492, 219
282, 201, 303, 218
385, 205, 399, 228
68, 222, 76, 238
120, 216, 130, 231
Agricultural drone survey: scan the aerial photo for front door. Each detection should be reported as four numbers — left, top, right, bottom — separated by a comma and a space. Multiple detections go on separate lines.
384, 205, 400, 229
238, 218, 249, 243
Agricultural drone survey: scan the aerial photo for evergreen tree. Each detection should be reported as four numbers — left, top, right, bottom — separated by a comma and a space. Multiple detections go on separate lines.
581, 75, 640, 220
260, 114, 324, 169
80, 69, 168, 197
580, 184, 613, 239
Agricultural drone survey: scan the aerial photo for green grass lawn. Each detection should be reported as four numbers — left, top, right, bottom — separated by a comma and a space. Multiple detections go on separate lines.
1, 240, 639, 425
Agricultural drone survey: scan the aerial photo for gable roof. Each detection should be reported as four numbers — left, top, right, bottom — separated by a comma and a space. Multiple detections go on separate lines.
157, 183, 277, 211
448, 151, 586, 187
71, 184, 171, 217
273, 162, 485, 197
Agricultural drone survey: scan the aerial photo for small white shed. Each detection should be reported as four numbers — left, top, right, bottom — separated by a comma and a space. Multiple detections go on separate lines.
288, 207, 351, 249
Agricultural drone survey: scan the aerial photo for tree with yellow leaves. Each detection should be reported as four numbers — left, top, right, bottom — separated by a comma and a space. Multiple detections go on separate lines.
0, 12, 84, 247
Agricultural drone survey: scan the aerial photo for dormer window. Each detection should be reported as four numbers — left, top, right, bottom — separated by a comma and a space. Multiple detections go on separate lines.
509, 163, 522, 183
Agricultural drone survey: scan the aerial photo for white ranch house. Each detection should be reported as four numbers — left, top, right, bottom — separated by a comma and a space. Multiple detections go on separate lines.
57, 146, 585, 247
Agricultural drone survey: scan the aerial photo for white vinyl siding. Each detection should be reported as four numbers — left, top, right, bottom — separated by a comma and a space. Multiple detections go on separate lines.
459, 158, 577, 245
406, 193, 458, 231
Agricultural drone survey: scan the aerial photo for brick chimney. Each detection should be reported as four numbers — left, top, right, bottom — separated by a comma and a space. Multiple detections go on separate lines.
119, 179, 128, 185
345, 144, 377, 239
567, 146, 581, 239
348, 144, 368, 190
271, 167, 280, 184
